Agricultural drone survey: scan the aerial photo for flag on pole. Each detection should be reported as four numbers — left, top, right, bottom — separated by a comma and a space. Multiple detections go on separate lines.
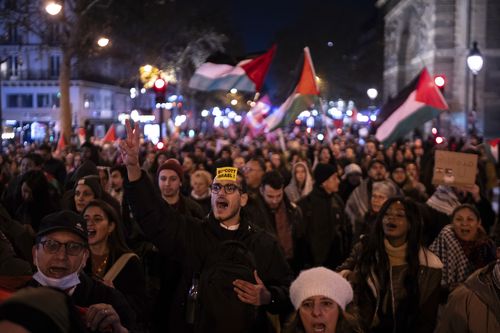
264, 47, 320, 132
485, 138, 499, 163
102, 124, 116, 143
188, 45, 276, 93
375, 68, 448, 146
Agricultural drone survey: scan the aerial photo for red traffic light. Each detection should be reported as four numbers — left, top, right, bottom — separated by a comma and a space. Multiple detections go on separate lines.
434, 75, 446, 88
153, 78, 167, 92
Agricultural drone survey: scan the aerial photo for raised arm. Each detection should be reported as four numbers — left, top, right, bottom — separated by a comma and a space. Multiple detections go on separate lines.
119, 119, 141, 182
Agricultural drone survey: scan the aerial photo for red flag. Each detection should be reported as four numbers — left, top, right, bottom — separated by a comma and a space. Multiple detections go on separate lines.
57, 134, 66, 151
102, 124, 116, 143
241, 44, 276, 92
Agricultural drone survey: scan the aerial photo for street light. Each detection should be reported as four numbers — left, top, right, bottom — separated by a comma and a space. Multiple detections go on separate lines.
0, 57, 8, 152
45, 1, 62, 15
466, 41, 483, 133
367, 88, 378, 109
97, 37, 109, 48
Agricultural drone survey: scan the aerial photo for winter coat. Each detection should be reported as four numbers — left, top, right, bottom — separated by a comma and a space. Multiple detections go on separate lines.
27, 272, 137, 331
124, 171, 293, 333
435, 263, 500, 333
339, 243, 443, 333
298, 186, 352, 270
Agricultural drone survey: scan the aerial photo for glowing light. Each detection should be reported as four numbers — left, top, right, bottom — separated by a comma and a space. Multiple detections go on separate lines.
130, 110, 140, 122
346, 110, 353, 117
45, 2, 62, 15
201, 110, 209, 117
329, 107, 342, 119
230, 99, 238, 106
97, 37, 109, 48
212, 107, 222, 117
154, 78, 166, 89
175, 115, 187, 127
140, 88, 146, 94
130, 88, 137, 94
367, 88, 378, 100
431, 127, 438, 135
306, 128, 312, 134
143, 65, 153, 73
295, 119, 301, 125
1, 133, 15, 139
230, 88, 238, 94
234, 115, 242, 122
306, 117, 315, 128
434, 76, 445, 88
370, 115, 377, 122
435, 136, 444, 144
336, 128, 343, 135
168, 95, 178, 102
228, 111, 236, 119
189, 130, 195, 138
311, 110, 318, 116
317, 133, 324, 140
249, 101, 256, 107
156, 142, 164, 150
327, 41, 334, 47
299, 111, 311, 118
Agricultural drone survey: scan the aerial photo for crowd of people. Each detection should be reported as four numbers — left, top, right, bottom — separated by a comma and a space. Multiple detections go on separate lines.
0, 123, 498, 333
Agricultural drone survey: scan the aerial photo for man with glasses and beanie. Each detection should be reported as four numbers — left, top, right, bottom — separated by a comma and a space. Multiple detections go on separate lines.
120, 120, 293, 333
26, 210, 135, 333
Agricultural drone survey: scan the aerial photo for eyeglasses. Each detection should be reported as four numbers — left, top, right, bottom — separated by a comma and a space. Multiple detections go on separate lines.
39, 239, 87, 256
210, 183, 241, 194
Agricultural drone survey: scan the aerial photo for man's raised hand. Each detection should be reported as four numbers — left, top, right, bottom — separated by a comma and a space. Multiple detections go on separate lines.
118, 119, 141, 181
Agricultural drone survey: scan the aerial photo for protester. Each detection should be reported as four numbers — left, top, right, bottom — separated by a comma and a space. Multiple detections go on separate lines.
189, 170, 212, 216
435, 248, 500, 333
298, 163, 352, 270
27, 210, 135, 332
338, 163, 362, 203
259, 170, 307, 275
429, 204, 496, 291
82, 199, 148, 330
0, 287, 88, 333
285, 161, 314, 204
120, 120, 293, 332
337, 197, 443, 333
284, 267, 362, 333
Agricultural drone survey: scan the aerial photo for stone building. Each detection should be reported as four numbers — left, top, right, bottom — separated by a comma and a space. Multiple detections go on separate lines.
376, 0, 500, 138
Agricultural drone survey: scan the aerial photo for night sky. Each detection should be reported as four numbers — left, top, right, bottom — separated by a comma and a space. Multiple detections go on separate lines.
218, 0, 382, 105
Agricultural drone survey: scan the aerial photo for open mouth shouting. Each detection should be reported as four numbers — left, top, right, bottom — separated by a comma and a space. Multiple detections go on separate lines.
311, 323, 327, 332
216, 198, 229, 210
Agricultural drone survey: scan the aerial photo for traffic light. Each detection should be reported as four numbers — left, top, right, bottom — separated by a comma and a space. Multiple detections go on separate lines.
153, 78, 167, 104
434, 74, 446, 94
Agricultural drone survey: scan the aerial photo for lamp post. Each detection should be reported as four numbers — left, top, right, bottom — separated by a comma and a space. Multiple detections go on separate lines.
367, 88, 378, 108
466, 41, 483, 134
0, 57, 9, 153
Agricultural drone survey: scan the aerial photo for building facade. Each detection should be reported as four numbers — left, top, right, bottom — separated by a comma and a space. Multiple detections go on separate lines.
0, 2, 131, 142
377, 0, 500, 138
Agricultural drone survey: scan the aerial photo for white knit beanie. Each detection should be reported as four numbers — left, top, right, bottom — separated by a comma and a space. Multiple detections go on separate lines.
290, 267, 353, 311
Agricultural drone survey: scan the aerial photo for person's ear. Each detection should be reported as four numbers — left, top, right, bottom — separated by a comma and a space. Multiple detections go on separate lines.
240, 192, 248, 207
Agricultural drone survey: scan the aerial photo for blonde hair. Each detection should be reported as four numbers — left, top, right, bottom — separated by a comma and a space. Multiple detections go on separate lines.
191, 170, 212, 187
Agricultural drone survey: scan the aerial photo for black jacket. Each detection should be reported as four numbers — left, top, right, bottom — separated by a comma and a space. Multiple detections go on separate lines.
27, 272, 136, 331
298, 186, 352, 270
125, 172, 293, 333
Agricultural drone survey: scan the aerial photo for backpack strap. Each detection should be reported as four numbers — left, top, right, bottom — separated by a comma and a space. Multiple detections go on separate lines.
103, 253, 138, 282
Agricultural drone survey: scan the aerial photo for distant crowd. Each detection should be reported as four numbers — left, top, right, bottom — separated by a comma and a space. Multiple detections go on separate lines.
0, 126, 498, 333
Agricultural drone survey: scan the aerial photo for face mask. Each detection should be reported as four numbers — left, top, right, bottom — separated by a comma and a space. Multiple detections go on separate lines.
33, 254, 83, 290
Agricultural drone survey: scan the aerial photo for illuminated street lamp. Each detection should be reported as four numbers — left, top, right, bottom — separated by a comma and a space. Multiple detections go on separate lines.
367, 88, 378, 100
97, 37, 109, 48
466, 41, 483, 133
45, 1, 62, 15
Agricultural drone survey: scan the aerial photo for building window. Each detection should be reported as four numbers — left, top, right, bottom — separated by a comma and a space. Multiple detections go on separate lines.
83, 94, 95, 109
47, 22, 62, 44
49, 56, 60, 78
8, 55, 21, 77
7, 23, 20, 43
37, 93, 60, 108
7, 94, 33, 108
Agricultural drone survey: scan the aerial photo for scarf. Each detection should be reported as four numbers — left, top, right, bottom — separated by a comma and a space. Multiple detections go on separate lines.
429, 224, 472, 286
426, 185, 461, 215
274, 202, 294, 259
384, 239, 407, 267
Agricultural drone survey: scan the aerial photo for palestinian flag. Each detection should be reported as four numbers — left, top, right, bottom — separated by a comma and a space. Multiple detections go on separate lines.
102, 124, 116, 143
264, 47, 320, 132
485, 138, 499, 162
57, 133, 66, 151
375, 68, 448, 145
188, 45, 276, 93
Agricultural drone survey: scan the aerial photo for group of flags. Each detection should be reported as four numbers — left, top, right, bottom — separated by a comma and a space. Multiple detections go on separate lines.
188, 44, 452, 145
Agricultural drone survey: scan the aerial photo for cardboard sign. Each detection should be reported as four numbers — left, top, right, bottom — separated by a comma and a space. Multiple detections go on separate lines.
432, 150, 478, 187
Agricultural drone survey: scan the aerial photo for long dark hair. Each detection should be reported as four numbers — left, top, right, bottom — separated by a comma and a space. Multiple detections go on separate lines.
357, 196, 424, 322
83, 199, 131, 265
